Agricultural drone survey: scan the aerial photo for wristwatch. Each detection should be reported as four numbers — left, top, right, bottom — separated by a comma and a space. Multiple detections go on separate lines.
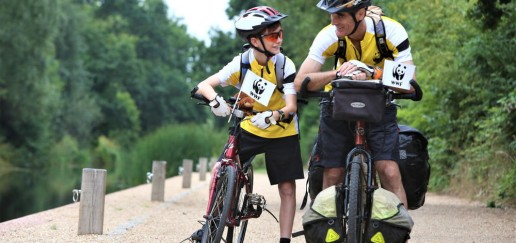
336, 70, 342, 80
277, 110, 285, 122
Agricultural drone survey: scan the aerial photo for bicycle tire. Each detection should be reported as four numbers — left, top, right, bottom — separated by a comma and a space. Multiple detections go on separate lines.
346, 155, 367, 243
201, 165, 237, 243
234, 164, 253, 243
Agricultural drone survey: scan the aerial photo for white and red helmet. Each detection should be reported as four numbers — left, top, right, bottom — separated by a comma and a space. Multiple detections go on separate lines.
235, 6, 287, 40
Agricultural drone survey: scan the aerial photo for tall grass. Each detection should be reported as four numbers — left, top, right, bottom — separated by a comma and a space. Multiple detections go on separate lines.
113, 123, 226, 189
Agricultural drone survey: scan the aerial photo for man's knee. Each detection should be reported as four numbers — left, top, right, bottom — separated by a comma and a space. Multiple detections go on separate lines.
323, 167, 344, 188
376, 160, 402, 181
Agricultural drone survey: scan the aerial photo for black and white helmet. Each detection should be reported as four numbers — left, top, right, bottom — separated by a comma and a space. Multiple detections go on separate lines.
235, 6, 287, 40
317, 0, 371, 14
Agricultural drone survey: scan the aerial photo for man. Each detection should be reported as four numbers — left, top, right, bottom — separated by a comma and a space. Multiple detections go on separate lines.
294, 0, 418, 208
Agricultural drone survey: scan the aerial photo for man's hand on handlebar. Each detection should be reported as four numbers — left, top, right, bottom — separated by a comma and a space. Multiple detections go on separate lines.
336, 60, 385, 81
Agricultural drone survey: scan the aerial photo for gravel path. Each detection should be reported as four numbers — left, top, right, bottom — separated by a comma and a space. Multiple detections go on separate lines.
0, 172, 514, 242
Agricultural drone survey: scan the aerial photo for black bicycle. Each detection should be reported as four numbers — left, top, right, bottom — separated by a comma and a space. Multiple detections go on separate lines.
299, 77, 422, 242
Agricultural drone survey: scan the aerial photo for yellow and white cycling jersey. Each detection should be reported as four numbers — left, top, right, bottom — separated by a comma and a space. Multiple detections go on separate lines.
308, 17, 413, 91
215, 50, 298, 139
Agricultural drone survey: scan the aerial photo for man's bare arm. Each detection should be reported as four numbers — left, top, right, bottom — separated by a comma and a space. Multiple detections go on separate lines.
294, 57, 336, 92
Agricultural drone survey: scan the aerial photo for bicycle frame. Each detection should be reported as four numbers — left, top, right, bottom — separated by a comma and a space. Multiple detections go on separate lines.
341, 120, 376, 243
205, 133, 240, 216
206, 132, 256, 227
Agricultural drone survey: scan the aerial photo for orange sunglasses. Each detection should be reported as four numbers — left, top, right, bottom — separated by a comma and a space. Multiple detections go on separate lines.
261, 30, 283, 42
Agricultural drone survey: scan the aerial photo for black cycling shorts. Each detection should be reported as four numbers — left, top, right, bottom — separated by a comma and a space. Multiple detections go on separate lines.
238, 130, 304, 185
317, 100, 400, 168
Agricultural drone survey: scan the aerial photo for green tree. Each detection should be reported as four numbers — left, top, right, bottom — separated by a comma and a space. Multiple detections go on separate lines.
227, 0, 259, 18
0, 0, 61, 162
94, 0, 203, 133
0, 0, 62, 221
83, 14, 142, 146
54, 0, 101, 145
387, 0, 514, 205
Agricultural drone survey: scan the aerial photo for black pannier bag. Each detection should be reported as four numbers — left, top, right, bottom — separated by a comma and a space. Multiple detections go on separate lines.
397, 124, 431, 210
300, 137, 323, 210
301, 124, 431, 211
331, 80, 386, 123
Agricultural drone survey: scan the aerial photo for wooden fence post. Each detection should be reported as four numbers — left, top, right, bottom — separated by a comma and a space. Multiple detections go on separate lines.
151, 161, 167, 202
182, 159, 193, 188
78, 168, 107, 235
209, 157, 218, 172
199, 157, 207, 181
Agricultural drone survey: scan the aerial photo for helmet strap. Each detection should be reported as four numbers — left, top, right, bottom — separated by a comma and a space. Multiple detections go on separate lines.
348, 12, 362, 36
249, 38, 274, 74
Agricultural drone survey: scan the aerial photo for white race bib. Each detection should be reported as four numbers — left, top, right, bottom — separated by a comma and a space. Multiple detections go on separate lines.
240, 71, 276, 106
382, 60, 415, 91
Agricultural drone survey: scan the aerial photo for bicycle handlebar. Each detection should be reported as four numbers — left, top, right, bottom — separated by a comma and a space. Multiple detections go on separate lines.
190, 86, 239, 106
190, 87, 257, 119
298, 77, 423, 102
392, 79, 423, 101
299, 77, 331, 99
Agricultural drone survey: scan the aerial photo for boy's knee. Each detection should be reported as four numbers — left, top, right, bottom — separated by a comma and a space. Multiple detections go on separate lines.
278, 181, 296, 197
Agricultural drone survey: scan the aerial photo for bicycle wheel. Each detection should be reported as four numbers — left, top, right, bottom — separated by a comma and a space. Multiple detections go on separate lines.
233, 164, 253, 243
202, 165, 237, 243
346, 155, 367, 243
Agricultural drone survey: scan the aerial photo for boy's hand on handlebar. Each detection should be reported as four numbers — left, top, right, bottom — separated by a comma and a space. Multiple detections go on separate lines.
250, 110, 276, 129
209, 95, 230, 117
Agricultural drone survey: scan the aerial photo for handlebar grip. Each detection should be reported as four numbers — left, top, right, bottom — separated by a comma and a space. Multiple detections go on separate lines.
190, 86, 210, 104
299, 77, 331, 99
299, 77, 311, 99
410, 79, 423, 101
392, 80, 423, 101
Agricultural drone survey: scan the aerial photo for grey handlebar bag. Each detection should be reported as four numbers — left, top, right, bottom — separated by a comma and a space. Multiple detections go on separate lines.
331, 80, 386, 123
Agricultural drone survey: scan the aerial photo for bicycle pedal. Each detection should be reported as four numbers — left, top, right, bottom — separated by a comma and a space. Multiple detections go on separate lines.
247, 193, 266, 206
190, 229, 203, 241
244, 203, 263, 219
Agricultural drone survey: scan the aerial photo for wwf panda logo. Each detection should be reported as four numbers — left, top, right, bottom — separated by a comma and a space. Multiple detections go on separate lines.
392, 64, 406, 80
253, 79, 267, 95
373, 52, 382, 64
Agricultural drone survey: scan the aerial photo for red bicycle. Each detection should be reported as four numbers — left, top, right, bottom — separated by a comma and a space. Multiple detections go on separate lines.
189, 88, 276, 243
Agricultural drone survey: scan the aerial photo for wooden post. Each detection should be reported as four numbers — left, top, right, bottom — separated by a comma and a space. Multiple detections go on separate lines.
151, 161, 167, 202
182, 159, 193, 188
199, 157, 207, 181
78, 168, 107, 235
209, 157, 218, 172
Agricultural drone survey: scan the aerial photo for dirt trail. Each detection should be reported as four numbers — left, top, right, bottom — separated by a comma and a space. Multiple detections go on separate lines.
0, 172, 514, 242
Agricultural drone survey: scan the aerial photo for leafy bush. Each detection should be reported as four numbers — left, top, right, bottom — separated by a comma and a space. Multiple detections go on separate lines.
120, 123, 226, 187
